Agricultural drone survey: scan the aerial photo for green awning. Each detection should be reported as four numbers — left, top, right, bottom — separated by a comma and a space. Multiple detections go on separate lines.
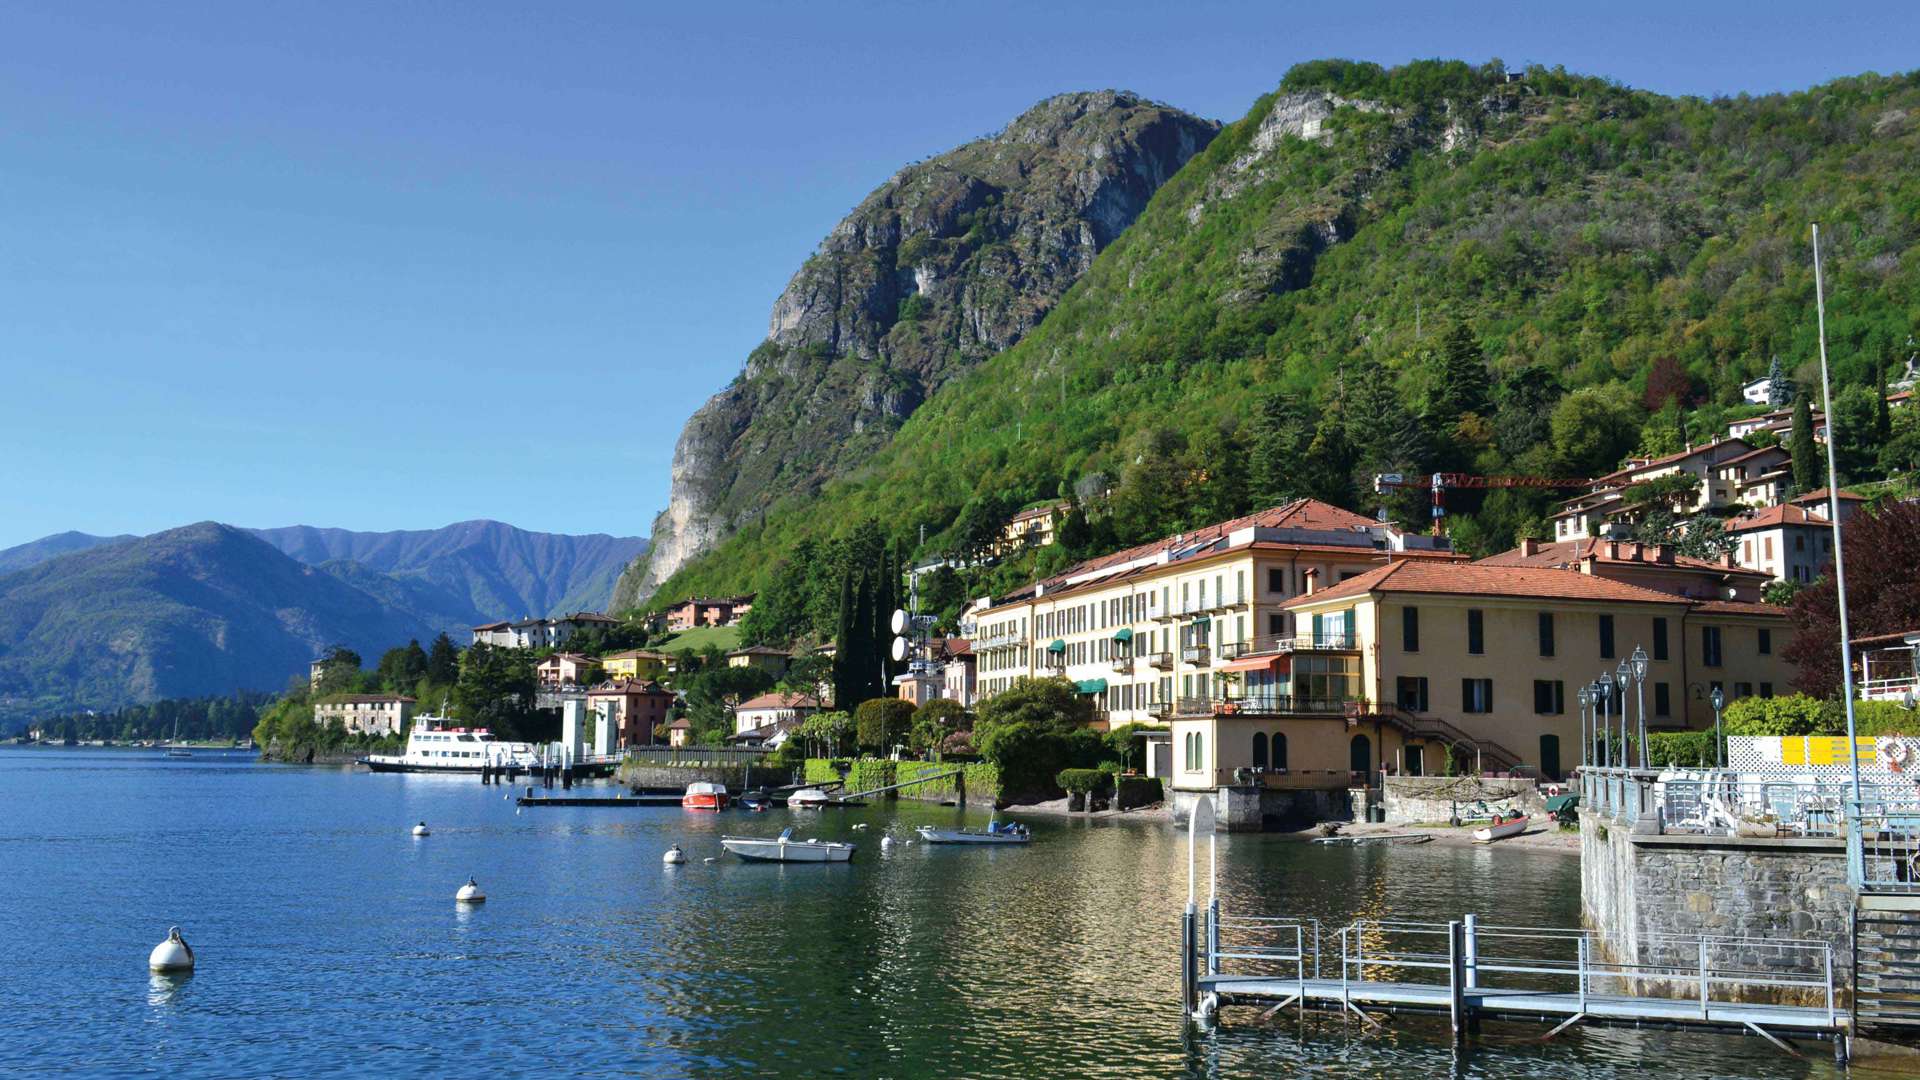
1075, 678, 1109, 695
1047, 639, 1066, 654
1112, 627, 1133, 642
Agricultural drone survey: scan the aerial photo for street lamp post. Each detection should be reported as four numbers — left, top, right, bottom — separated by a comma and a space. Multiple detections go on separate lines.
1630, 646, 1650, 770
1577, 685, 1593, 769
1615, 662, 1632, 770
1711, 686, 1726, 769
1597, 678, 1614, 769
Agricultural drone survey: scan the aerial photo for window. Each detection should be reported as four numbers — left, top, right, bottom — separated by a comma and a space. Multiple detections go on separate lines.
1397, 676, 1429, 713
1271, 733, 1288, 771
1702, 626, 1723, 668
1462, 678, 1493, 713
1268, 613, 1285, 636
1599, 614, 1615, 659
1758, 628, 1772, 655
1467, 610, 1484, 655
1538, 612, 1555, 657
1268, 568, 1286, 593
1533, 679, 1565, 715
1403, 607, 1420, 652
1654, 682, 1671, 718
1252, 732, 1268, 769
1652, 617, 1669, 662
1761, 682, 1774, 698
1734, 682, 1753, 699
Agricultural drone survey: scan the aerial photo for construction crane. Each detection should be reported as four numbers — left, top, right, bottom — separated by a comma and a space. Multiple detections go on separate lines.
1373, 472, 1595, 535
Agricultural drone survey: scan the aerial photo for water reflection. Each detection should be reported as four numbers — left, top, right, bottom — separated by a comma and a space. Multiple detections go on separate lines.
145, 972, 191, 1007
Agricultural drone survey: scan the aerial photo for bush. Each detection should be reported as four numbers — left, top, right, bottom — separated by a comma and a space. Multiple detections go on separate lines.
1056, 768, 1110, 796
977, 722, 1075, 801
910, 698, 969, 755
854, 698, 916, 754
1723, 695, 1829, 736
1645, 730, 1719, 768
975, 677, 1094, 735
1105, 722, 1153, 772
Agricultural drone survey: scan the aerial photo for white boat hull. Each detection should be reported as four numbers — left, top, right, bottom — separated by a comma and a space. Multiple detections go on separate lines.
1472, 817, 1529, 843
916, 826, 1029, 845
721, 836, 855, 862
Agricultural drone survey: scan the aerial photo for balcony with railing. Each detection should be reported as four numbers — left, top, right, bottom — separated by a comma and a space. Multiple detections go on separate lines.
1174, 694, 1353, 718
1111, 654, 1135, 675
1145, 650, 1174, 671
1239, 631, 1358, 656
1147, 701, 1172, 721
1181, 644, 1211, 666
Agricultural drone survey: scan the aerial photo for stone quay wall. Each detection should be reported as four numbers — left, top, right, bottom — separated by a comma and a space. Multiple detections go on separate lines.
1381, 775, 1544, 825
1580, 812, 1855, 1004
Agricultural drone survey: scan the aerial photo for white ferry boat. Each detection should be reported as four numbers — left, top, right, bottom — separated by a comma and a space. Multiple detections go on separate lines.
361, 715, 540, 774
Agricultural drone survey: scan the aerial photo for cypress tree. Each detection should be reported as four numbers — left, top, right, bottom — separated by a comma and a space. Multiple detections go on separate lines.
1789, 395, 1818, 494
1249, 392, 1306, 509
1434, 320, 1490, 421
1875, 353, 1892, 442
832, 571, 856, 711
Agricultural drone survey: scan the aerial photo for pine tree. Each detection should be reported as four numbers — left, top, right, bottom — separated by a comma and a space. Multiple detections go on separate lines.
426, 633, 460, 685
1789, 395, 1818, 494
1249, 392, 1308, 508
1434, 320, 1490, 421
1765, 355, 1793, 409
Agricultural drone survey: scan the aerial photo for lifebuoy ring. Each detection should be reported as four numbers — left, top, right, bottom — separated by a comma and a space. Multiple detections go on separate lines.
1879, 736, 1910, 772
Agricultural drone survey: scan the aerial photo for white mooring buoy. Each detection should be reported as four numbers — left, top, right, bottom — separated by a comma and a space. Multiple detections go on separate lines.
880, 835, 894, 852
663, 844, 687, 865
455, 877, 486, 904
412, 821, 431, 837
149, 927, 194, 973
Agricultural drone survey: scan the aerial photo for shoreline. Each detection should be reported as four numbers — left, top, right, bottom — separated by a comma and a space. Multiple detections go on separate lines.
1297, 819, 1580, 853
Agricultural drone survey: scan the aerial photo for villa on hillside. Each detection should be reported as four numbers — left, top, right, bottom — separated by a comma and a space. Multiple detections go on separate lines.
472, 612, 618, 649
660, 595, 754, 631
535, 652, 600, 689
314, 693, 416, 737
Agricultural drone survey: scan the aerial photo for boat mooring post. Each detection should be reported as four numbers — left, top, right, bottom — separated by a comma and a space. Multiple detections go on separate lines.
1448, 920, 1467, 1045
1184, 796, 1217, 1021
1463, 913, 1479, 989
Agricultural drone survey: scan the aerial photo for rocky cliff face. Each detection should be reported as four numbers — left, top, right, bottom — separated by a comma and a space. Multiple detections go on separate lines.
614, 91, 1218, 609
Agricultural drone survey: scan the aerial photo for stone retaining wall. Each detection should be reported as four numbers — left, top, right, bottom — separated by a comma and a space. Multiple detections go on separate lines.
1381, 775, 1543, 825
1580, 812, 1855, 1003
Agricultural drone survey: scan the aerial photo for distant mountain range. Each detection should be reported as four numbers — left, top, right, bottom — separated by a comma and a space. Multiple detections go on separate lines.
0, 520, 645, 726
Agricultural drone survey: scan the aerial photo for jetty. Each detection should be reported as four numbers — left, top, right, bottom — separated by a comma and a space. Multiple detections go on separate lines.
1180, 798, 1846, 1060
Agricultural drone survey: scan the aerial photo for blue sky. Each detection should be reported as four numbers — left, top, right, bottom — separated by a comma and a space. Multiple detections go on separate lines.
2, 1, 1915, 549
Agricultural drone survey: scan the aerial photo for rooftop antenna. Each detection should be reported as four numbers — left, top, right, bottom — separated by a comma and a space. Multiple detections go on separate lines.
1811, 223, 1861, 801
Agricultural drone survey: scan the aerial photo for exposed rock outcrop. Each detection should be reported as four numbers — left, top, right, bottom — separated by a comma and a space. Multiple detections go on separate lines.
614, 91, 1218, 608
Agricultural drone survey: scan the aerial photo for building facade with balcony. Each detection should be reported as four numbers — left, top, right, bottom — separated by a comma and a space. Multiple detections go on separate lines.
967, 499, 1460, 778
1175, 562, 1800, 802
314, 693, 416, 736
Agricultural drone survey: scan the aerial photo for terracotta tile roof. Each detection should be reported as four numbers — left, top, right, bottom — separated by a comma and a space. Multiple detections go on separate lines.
1790, 487, 1867, 505
1718, 445, 1789, 467
472, 621, 510, 632
588, 679, 672, 696
1009, 501, 1070, 523
1592, 438, 1752, 485
664, 718, 692, 730
1723, 505, 1831, 532
1853, 629, 1920, 647
1691, 600, 1790, 617
1477, 539, 1768, 579
1283, 560, 1692, 608
316, 693, 417, 705
736, 692, 822, 711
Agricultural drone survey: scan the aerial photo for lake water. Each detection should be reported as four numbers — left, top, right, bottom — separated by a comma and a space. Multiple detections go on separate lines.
1, 747, 1839, 1078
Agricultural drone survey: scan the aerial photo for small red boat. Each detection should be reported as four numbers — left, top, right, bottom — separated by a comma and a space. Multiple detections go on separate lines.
682, 782, 729, 810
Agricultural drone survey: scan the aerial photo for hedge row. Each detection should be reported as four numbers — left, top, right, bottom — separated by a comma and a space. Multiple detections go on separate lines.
800, 758, 999, 801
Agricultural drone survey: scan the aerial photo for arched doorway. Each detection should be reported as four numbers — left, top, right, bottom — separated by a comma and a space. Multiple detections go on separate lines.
1539, 734, 1562, 781
1349, 733, 1371, 777
1251, 732, 1268, 769
1272, 732, 1288, 771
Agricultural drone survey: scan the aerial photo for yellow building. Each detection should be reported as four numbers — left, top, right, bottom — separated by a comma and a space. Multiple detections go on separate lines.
993, 501, 1071, 555
600, 649, 672, 682
1167, 560, 1797, 798
969, 499, 1460, 777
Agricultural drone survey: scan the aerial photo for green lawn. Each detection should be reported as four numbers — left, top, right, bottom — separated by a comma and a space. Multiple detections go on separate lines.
654, 625, 742, 655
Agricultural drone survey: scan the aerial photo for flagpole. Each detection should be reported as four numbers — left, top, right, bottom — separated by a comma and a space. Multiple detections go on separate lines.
1810, 223, 1861, 800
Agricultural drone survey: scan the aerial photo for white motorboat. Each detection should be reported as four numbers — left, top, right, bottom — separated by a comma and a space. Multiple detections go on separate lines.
786, 787, 832, 808
915, 821, 1030, 845
362, 714, 540, 774
721, 827, 855, 863
1472, 814, 1529, 843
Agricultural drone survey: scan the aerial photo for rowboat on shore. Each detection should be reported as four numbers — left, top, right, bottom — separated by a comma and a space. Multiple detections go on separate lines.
915, 821, 1030, 845
720, 828, 854, 863
1473, 814, 1529, 843
1312, 832, 1433, 846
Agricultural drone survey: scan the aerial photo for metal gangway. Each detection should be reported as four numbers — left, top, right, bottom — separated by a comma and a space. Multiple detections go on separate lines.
1178, 801, 1846, 1058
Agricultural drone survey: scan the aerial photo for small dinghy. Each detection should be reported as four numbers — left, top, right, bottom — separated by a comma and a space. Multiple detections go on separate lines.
786, 787, 831, 808
738, 791, 772, 812
915, 820, 1030, 845
721, 827, 854, 863
1473, 813, 1529, 843
1313, 832, 1433, 846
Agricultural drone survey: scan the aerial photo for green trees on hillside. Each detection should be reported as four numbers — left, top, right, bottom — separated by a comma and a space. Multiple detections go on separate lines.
650, 59, 1920, 596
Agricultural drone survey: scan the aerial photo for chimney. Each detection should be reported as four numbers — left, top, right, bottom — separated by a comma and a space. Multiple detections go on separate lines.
1519, 537, 1540, 557
1605, 541, 1621, 560
1303, 568, 1320, 596
1723, 550, 1737, 569
1631, 542, 1645, 561
1651, 544, 1671, 563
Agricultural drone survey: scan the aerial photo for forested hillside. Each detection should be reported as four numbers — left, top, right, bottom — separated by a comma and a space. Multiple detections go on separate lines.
650, 59, 1920, 610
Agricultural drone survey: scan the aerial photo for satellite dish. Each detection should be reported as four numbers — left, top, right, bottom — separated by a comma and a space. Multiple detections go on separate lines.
890, 637, 908, 662
890, 609, 908, 635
